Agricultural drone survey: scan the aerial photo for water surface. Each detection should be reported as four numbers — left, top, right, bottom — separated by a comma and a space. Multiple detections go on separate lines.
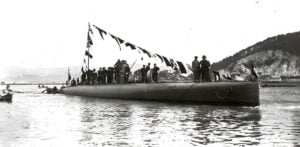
0, 85, 299, 146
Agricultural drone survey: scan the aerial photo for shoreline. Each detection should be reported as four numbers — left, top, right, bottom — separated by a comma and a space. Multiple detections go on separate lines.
260, 81, 300, 87
0, 83, 64, 86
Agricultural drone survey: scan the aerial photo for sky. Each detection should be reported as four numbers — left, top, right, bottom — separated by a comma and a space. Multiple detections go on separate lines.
1, 0, 300, 71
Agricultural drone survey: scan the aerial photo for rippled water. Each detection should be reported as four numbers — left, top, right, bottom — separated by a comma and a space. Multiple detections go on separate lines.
0, 85, 300, 146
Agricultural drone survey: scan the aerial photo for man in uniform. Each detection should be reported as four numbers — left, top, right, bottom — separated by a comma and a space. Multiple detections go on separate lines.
102, 67, 107, 84
114, 59, 121, 84
140, 65, 147, 83
97, 68, 102, 84
145, 63, 151, 83
124, 63, 130, 83
152, 64, 160, 83
86, 69, 91, 85
199, 55, 211, 82
192, 56, 200, 82
107, 67, 114, 84
92, 69, 97, 85
81, 70, 86, 84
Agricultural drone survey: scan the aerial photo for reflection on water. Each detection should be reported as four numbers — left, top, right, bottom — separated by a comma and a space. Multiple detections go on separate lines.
0, 85, 300, 146
76, 101, 263, 146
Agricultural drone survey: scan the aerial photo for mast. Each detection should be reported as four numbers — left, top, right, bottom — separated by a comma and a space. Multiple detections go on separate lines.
86, 22, 93, 71
87, 47, 90, 71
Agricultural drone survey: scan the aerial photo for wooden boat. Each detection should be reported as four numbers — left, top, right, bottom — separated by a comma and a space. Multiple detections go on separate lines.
0, 93, 13, 102
62, 82, 259, 106
45, 87, 61, 94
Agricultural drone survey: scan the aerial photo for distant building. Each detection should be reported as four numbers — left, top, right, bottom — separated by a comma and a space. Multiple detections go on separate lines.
1, 81, 5, 85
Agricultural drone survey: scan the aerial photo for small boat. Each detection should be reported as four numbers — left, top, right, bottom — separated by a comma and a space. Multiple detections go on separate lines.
38, 84, 46, 88
0, 93, 13, 102
43, 86, 65, 94
45, 87, 60, 94
63, 82, 259, 106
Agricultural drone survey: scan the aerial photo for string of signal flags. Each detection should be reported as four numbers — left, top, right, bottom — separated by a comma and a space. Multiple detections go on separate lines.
85, 23, 187, 74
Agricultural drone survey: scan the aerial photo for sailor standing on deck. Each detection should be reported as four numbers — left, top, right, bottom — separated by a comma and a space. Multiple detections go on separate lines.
152, 64, 160, 83
114, 59, 121, 84
199, 55, 211, 82
119, 60, 128, 84
91, 69, 97, 85
192, 56, 200, 82
81, 70, 87, 84
124, 64, 130, 83
107, 67, 114, 84
140, 65, 147, 83
145, 63, 151, 83
87, 69, 93, 85
97, 68, 102, 84
102, 67, 107, 84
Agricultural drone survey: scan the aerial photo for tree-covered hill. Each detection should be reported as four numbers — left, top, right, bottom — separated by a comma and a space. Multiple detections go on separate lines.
211, 31, 300, 76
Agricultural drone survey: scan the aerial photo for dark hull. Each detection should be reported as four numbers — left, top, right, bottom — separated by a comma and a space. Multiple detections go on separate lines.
62, 82, 259, 106
0, 93, 13, 102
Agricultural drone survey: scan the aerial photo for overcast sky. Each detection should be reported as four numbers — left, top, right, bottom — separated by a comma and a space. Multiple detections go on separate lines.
1, 0, 300, 70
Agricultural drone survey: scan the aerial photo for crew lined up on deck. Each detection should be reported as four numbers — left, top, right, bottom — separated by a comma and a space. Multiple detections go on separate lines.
70, 55, 212, 86
76, 60, 130, 85
69, 59, 161, 86
71, 55, 212, 86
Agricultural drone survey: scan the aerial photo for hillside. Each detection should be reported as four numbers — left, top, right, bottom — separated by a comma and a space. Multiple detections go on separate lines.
211, 31, 300, 77
0, 66, 81, 84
